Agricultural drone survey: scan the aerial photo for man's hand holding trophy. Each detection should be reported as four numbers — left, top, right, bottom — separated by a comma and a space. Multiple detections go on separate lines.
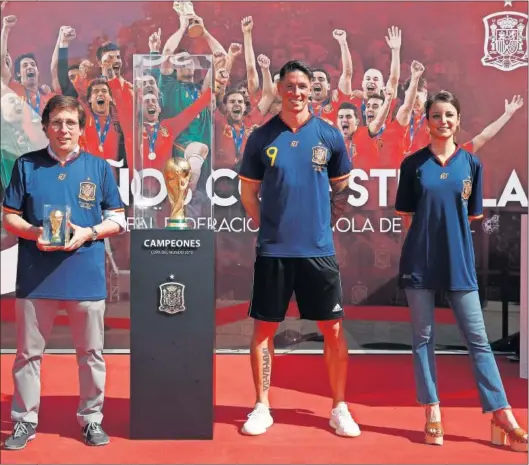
173, 1, 204, 38
38, 205, 71, 251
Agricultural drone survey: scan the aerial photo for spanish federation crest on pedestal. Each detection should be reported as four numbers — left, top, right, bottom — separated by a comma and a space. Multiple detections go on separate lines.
159, 275, 186, 314
481, 12, 528, 71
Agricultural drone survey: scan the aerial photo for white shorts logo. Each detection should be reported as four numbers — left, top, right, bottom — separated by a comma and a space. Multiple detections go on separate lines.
481, 11, 528, 71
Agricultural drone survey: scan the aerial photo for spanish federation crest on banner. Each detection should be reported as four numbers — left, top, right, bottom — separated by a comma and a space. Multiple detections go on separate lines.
482, 215, 501, 234
374, 249, 391, 269
159, 275, 186, 315
481, 12, 528, 71
351, 283, 368, 305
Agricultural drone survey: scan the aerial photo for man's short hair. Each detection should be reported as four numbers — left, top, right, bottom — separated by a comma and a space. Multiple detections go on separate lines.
42, 95, 87, 129
223, 88, 246, 106
96, 42, 120, 61
367, 93, 385, 105
87, 78, 113, 101
279, 60, 313, 81
14, 53, 38, 82
338, 102, 359, 119
312, 67, 331, 84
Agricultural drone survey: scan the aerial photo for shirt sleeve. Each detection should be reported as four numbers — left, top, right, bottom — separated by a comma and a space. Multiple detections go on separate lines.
2, 158, 25, 215
101, 160, 124, 212
395, 157, 417, 215
239, 131, 265, 183
328, 127, 352, 180
468, 157, 483, 219
58, 47, 78, 98
165, 87, 212, 138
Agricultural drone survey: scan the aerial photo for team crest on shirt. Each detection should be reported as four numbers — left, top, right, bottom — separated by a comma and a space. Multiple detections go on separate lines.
79, 180, 96, 202
323, 103, 333, 114
376, 138, 384, 151
312, 145, 328, 172
160, 126, 169, 138
462, 179, 473, 201
481, 12, 528, 72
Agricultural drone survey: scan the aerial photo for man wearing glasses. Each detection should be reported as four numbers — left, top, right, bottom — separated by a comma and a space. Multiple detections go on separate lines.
2, 95, 125, 450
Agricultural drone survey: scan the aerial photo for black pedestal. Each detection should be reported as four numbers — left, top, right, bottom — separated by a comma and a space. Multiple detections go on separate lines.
130, 229, 215, 439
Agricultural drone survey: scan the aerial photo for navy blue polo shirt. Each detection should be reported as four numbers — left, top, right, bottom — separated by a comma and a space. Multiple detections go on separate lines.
395, 146, 484, 291
3, 148, 124, 300
239, 115, 351, 257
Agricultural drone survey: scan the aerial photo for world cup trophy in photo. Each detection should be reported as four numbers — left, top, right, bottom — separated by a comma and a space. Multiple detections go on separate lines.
163, 157, 192, 230
173, 1, 204, 38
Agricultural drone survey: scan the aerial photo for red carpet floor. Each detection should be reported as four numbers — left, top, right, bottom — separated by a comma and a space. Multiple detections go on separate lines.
0, 354, 527, 464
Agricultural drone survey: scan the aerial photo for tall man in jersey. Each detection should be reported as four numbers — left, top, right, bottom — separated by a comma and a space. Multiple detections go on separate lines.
238, 60, 359, 438
2, 95, 125, 450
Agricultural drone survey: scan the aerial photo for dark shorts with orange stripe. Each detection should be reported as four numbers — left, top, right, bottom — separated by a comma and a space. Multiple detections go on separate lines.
248, 255, 344, 322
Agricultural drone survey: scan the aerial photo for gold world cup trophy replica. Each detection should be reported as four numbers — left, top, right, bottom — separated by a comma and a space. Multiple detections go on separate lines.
173, 1, 204, 38
49, 209, 64, 244
163, 157, 192, 230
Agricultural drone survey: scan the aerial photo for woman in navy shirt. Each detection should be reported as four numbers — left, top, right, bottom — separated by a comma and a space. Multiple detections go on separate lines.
395, 90, 527, 452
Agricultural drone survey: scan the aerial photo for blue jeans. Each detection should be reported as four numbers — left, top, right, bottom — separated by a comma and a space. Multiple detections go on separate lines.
405, 289, 510, 413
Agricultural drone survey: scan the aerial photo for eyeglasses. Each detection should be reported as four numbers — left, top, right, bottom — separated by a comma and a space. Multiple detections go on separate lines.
50, 119, 79, 130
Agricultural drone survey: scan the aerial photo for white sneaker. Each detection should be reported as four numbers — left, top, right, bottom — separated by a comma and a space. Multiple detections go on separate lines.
329, 402, 361, 437
241, 402, 274, 436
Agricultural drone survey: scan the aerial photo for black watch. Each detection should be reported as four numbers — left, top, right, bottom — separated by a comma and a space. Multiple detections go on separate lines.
90, 226, 99, 241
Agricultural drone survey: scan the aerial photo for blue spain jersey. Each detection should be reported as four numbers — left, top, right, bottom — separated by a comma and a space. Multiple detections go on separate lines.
239, 115, 351, 257
395, 146, 484, 291
3, 148, 124, 300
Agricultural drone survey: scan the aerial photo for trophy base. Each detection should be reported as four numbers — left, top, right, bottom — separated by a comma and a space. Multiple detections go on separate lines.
167, 218, 189, 230
187, 24, 204, 38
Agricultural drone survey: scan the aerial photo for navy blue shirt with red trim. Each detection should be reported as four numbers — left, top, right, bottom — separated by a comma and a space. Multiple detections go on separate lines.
239, 115, 351, 257
395, 146, 484, 291
3, 148, 124, 300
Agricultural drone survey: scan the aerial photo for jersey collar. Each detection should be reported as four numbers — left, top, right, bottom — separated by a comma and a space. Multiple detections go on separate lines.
277, 113, 314, 133
47, 144, 81, 166
428, 144, 461, 167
